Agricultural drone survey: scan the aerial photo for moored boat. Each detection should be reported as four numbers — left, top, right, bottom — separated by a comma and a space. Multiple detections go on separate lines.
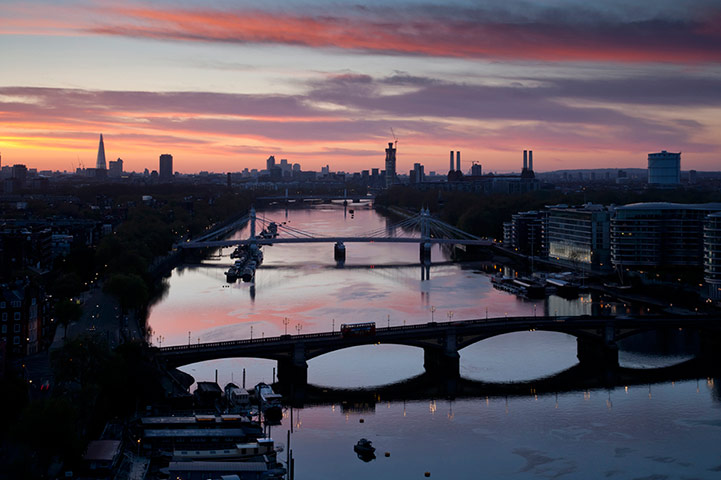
353, 438, 375, 455
254, 383, 283, 419
173, 438, 276, 462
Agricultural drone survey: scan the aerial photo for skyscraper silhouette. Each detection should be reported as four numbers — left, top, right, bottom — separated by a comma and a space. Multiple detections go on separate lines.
159, 154, 173, 182
385, 142, 396, 188
96, 134, 107, 170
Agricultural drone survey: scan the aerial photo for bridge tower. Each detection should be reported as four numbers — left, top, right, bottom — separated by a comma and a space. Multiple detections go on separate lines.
249, 205, 259, 255
419, 208, 432, 263
250, 205, 256, 240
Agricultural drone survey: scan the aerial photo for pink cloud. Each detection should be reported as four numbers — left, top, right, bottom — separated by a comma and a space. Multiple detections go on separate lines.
84, 5, 721, 64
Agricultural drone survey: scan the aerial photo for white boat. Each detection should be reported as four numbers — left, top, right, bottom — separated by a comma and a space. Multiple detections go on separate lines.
225, 383, 250, 409
254, 383, 283, 418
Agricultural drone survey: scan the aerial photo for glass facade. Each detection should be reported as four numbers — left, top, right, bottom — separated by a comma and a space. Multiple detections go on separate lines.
704, 212, 721, 300
611, 203, 721, 267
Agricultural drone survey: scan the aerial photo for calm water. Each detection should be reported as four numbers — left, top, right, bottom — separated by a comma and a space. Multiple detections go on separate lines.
148, 204, 721, 479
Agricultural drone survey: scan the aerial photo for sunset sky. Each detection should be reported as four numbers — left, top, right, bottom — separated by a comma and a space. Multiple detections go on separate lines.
1, 0, 720, 174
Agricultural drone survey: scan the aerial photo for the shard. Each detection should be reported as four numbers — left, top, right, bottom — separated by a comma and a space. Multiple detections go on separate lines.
96, 133, 107, 170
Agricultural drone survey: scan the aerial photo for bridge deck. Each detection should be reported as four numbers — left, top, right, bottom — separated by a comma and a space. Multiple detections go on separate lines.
179, 236, 493, 249
256, 195, 375, 201
158, 314, 719, 357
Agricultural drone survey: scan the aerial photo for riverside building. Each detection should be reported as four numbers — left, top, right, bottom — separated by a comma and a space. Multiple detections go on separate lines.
611, 203, 721, 268
545, 204, 611, 269
704, 212, 721, 300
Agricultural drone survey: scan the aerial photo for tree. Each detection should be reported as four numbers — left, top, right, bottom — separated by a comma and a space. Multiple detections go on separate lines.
10, 398, 83, 475
54, 299, 82, 340
51, 272, 84, 299
103, 273, 149, 312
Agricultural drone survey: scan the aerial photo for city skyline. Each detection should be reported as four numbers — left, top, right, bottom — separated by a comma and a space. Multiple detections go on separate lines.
1, 0, 721, 174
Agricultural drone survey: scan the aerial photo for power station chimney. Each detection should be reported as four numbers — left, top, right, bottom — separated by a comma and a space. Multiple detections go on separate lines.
523, 150, 528, 171
450, 151, 454, 171
529, 150, 533, 171
456, 151, 461, 172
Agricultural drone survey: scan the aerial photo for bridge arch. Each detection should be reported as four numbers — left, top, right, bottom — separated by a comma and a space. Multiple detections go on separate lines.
458, 330, 579, 382
307, 344, 425, 388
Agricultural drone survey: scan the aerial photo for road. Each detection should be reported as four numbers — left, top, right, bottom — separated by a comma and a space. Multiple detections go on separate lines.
16, 286, 147, 396
50, 286, 145, 351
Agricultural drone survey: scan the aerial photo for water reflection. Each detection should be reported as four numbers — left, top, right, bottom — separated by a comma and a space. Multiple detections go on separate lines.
460, 331, 578, 382
284, 377, 721, 480
308, 345, 424, 388
149, 205, 705, 391
146, 204, 721, 480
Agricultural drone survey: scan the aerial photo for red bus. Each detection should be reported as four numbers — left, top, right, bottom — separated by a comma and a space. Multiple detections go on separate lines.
340, 322, 376, 337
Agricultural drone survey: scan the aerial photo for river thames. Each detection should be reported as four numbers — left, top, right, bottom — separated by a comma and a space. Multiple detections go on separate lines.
148, 204, 721, 479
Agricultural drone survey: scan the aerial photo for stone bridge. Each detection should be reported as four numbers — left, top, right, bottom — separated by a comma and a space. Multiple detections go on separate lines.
157, 314, 721, 388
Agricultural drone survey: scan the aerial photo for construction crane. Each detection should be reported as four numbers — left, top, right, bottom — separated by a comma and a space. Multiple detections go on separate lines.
390, 128, 398, 148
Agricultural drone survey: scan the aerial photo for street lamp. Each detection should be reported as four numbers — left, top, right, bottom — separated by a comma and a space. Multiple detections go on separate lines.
283, 317, 290, 335
447, 311, 454, 322
387, 314, 390, 328
332, 318, 335, 332
296, 324, 303, 335
250, 325, 253, 340
431, 306, 436, 322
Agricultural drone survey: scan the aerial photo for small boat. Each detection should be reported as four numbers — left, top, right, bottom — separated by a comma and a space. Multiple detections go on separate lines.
254, 383, 283, 420
225, 268, 238, 283
240, 261, 256, 283
225, 383, 250, 410
353, 438, 375, 455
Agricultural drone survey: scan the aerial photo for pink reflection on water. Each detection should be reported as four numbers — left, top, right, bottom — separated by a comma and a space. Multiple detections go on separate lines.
149, 206, 575, 352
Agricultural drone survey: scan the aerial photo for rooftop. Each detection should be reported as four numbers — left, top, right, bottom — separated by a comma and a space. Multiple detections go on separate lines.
618, 202, 721, 211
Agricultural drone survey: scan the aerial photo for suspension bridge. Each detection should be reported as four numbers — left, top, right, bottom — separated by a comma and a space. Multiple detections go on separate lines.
176, 207, 492, 260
